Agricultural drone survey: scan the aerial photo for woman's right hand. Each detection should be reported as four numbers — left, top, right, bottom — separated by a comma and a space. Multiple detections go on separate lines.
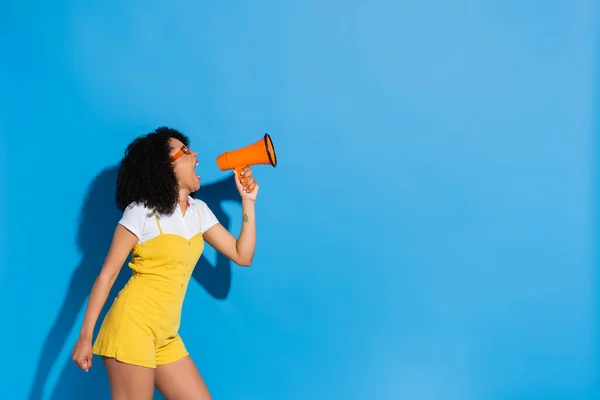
71, 334, 93, 372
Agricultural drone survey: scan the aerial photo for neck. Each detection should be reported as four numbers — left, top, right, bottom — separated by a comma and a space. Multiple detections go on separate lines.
179, 190, 190, 208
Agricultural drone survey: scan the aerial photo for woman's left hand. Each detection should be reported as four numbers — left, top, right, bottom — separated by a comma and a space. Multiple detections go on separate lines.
234, 166, 259, 201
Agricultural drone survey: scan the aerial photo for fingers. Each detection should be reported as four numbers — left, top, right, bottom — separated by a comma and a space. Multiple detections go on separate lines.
242, 176, 257, 193
238, 167, 252, 184
240, 177, 257, 193
242, 179, 257, 193
241, 166, 252, 178
237, 167, 258, 194
81, 357, 91, 372
72, 352, 92, 372
74, 358, 89, 371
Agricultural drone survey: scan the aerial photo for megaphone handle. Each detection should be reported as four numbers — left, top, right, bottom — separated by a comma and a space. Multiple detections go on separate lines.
235, 165, 256, 193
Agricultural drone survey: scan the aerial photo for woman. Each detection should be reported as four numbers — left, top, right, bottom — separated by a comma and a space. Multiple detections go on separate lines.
71, 127, 258, 399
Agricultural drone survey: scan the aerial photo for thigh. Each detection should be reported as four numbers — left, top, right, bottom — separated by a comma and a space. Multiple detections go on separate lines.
103, 357, 155, 400
155, 355, 211, 400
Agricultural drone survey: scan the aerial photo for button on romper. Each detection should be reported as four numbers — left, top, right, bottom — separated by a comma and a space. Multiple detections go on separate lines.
92, 207, 204, 368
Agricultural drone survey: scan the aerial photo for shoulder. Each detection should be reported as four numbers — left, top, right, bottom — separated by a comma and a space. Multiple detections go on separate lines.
119, 202, 155, 239
191, 198, 215, 218
191, 198, 209, 211
121, 201, 156, 223
123, 201, 154, 216
191, 197, 219, 232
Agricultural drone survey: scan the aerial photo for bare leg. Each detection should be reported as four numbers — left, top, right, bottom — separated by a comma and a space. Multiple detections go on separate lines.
103, 357, 155, 400
155, 356, 211, 400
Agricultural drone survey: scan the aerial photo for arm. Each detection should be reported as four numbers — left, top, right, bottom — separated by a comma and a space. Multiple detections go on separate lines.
78, 224, 137, 340
203, 166, 258, 267
203, 198, 256, 267
71, 223, 137, 373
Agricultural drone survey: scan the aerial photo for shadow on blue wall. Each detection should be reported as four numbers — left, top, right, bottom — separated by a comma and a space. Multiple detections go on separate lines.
27, 166, 240, 399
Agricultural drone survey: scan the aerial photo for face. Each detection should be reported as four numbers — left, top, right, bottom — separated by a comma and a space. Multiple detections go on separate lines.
169, 138, 200, 193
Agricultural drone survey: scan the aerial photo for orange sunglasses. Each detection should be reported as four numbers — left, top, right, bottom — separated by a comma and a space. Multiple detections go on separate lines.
171, 145, 192, 162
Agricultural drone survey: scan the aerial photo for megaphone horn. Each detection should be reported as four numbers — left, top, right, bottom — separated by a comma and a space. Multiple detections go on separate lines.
216, 133, 277, 193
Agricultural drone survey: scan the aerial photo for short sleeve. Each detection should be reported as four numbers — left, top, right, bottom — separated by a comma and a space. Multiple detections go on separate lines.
119, 202, 149, 239
198, 200, 219, 233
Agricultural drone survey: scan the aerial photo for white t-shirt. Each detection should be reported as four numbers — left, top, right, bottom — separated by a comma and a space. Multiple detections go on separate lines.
119, 196, 219, 243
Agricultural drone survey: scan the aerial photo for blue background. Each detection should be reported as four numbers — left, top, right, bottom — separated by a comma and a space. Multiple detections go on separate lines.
1, 0, 598, 399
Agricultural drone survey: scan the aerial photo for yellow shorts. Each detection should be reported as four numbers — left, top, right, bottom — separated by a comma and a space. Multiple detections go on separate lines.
93, 332, 188, 369
92, 273, 190, 368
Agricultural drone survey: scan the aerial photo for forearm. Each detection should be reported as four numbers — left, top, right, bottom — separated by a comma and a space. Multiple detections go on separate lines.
235, 199, 256, 266
79, 274, 115, 340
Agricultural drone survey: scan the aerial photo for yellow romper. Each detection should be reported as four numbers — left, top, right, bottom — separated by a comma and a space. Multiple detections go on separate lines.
92, 207, 204, 368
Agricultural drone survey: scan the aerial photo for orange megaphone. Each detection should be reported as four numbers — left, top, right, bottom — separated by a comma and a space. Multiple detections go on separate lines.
216, 133, 277, 192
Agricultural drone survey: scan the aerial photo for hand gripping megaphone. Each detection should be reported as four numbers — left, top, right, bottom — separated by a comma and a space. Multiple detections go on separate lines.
216, 133, 277, 193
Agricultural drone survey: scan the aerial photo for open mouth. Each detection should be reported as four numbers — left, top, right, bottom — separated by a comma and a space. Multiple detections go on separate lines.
194, 160, 200, 181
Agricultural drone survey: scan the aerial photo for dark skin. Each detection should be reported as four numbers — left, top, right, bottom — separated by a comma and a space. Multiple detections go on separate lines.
71, 138, 258, 399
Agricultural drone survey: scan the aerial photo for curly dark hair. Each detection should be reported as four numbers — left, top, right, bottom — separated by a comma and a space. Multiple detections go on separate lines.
116, 126, 191, 215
